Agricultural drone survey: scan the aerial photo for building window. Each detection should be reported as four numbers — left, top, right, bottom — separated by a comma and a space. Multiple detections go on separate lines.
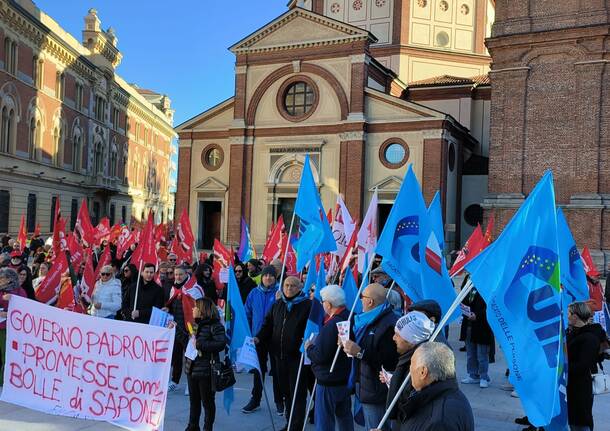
94, 96, 105, 122
200, 144, 224, 171
52, 126, 64, 167
379, 138, 410, 169
135, 122, 140, 141
75, 83, 84, 111
122, 151, 128, 183
4, 38, 17, 75
277, 76, 319, 122
110, 147, 118, 177
0, 190, 9, 233
109, 204, 116, 226
55, 72, 65, 101
72, 132, 82, 172
70, 198, 78, 230
92, 201, 100, 226
121, 206, 126, 224
26, 193, 36, 233
94, 142, 104, 174
111, 106, 120, 131
1, 107, 11, 153
32, 56, 44, 89
28, 117, 40, 160
50, 196, 57, 232
464, 204, 483, 227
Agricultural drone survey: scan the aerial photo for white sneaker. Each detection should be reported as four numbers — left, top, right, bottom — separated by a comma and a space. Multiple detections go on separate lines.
479, 379, 490, 388
461, 377, 480, 384
167, 382, 178, 392
511, 390, 519, 398
184, 385, 189, 396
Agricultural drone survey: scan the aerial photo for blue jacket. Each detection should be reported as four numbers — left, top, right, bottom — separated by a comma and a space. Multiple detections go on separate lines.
244, 283, 278, 336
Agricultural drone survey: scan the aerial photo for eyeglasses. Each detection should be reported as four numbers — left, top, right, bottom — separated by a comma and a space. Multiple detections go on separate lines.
359, 294, 372, 300
101, 272, 111, 276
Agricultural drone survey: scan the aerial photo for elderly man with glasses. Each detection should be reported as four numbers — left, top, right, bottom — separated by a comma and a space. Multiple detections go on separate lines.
84, 264, 122, 319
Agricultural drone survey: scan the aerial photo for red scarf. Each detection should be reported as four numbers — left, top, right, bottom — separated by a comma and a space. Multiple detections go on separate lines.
324, 306, 346, 324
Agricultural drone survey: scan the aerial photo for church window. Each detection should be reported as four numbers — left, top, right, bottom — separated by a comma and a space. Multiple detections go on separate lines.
284, 82, 314, 117
379, 139, 409, 169
201, 143, 224, 171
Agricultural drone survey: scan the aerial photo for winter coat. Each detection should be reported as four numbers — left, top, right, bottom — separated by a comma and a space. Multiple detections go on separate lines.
238, 275, 257, 304
188, 317, 227, 380
121, 278, 164, 324
461, 289, 493, 345
166, 279, 189, 346
567, 324, 603, 428
353, 307, 400, 404
387, 349, 417, 422
307, 308, 350, 386
398, 378, 474, 431
244, 284, 278, 336
256, 293, 311, 360
90, 278, 122, 318
0, 287, 27, 330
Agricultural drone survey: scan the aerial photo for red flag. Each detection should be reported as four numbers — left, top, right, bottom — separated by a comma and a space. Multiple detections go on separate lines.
449, 225, 486, 277
17, 215, 27, 249
340, 223, 359, 274
80, 249, 97, 298
33, 223, 40, 238
154, 223, 168, 244
581, 246, 600, 278
56, 277, 75, 310
116, 226, 136, 259
262, 215, 285, 262
131, 211, 157, 268
181, 291, 196, 335
67, 233, 84, 269
36, 252, 69, 304
484, 212, 495, 244
94, 217, 111, 246
108, 224, 123, 243
94, 246, 111, 280
52, 216, 68, 257
174, 208, 196, 264
74, 200, 95, 246
212, 239, 233, 293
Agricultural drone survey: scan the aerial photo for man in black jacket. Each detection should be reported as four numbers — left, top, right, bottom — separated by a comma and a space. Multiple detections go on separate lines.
306, 284, 353, 431
342, 283, 399, 431
396, 341, 474, 431
255, 275, 311, 431
121, 262, 164, 324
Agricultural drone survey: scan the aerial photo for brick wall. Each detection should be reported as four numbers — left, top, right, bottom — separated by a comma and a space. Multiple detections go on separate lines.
339, 140, 365, 220
175, 146, 192, 218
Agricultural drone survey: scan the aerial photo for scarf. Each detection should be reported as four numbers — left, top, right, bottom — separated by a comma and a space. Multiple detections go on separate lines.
165, 278, 188, 306
353, 302, 388, 343
281, 289, 308, 312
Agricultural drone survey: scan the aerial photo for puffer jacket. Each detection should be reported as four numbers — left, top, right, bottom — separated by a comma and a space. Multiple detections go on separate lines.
256, 292, 311, 360
90, 278, 122, 318
244, 284, 278, 335
188, 317, 227, 379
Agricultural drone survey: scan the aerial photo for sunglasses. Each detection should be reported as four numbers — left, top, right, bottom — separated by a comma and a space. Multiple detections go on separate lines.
101, 272, 111, 276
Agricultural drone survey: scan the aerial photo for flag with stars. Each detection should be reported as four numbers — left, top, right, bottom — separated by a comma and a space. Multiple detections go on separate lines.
556, 207, 588, 309
377, 165, 426, 301
466, 171, 565, 429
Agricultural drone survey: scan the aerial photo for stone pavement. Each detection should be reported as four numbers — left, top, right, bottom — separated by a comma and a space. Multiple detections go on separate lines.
1, 323, 609, 430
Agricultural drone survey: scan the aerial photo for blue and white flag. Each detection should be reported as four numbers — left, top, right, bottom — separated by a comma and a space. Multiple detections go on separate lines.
465, 171, 565, 429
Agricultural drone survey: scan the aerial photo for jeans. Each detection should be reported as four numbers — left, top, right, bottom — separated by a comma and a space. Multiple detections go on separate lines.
361, 402, 390, 431
187, 374, 216, 431
466, 339, 490, 381
314, 384, 354, 431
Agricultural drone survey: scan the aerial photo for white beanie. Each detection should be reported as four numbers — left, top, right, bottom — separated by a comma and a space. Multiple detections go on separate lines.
395, 311, 435, 344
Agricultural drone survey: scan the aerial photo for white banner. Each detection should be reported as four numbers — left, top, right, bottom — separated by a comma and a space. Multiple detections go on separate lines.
1, 295, 174, 431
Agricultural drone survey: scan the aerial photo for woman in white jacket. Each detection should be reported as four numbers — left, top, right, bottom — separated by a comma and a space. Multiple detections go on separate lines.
89, 265, 122, 318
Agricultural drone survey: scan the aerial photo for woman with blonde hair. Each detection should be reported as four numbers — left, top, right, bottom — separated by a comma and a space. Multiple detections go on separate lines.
84, 264, 122, 318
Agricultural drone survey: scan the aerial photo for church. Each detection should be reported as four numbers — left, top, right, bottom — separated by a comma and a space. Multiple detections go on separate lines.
176, 0, 494, 252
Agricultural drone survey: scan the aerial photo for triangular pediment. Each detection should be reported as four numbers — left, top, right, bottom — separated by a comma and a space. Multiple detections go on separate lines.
370, 176, 403, 192
192, 177, 228, 192
230, 7, 375, 54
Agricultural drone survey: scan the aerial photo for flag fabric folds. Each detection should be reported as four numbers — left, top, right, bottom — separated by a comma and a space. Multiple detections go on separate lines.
294, 155, 336, 271
17, 215, 27, 249
175, 208, 196, 264
301, 259, 326, 353
377, 165, 425, 302
450, 224, 485, 277
74, 199, 95, 246
357, 189, 378, 273
342, 266, 362, 314
238, 217, 256, 263
262, 215, 285, 263
465, 171, 565, 428
556, 208, 588, 303
580, 246, 600, 278
131, 212, 157, 268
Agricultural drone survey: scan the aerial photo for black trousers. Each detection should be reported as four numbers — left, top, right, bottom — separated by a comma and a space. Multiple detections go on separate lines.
187, 374, 216, 431
171, 340, 185, 384
276, 354, 307, 431
252, 344, 282, 404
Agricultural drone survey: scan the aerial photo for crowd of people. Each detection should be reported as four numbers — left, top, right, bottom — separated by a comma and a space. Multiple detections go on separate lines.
1, 232, 610, 431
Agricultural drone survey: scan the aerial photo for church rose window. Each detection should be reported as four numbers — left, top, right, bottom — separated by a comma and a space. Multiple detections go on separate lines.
379, 138, 409, 169
201, 144, 224, 171
277, 76, 320, 122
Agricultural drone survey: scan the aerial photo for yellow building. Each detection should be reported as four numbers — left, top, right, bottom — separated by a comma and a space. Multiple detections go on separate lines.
0, 2, 176, 236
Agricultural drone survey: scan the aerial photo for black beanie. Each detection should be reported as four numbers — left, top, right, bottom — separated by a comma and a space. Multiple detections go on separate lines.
261, 265, 277, 278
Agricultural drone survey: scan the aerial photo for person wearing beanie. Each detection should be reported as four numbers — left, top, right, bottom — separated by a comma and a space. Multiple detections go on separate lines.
243, 264, 282, 415
0, 267, 28, 385
408, 300, 451, 349
255, 275, 311, 431
342, 283, 399, 431
382, 311, 435, 427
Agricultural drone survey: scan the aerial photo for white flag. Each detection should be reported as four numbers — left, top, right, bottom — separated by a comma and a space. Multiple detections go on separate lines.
357, 189, 378, 273
332, 195, 356, 258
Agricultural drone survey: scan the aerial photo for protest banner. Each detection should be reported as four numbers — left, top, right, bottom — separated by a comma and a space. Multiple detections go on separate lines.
1, 296, 174, 431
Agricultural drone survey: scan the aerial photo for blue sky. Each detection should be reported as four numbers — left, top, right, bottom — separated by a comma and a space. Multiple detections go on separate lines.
35, 0, 289, 126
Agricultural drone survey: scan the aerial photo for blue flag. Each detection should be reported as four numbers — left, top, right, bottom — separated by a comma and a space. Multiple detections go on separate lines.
419, 192, 458, 322
342, 268, 362, 315
301, 259, 326, 352
377, 165, 425, 301
224, 266, 260, 413
556, 208, 589, 303
465, 171, 564, 428
294, 155, 336, 271
237, 217, 256, 263
303, 260, 317, 295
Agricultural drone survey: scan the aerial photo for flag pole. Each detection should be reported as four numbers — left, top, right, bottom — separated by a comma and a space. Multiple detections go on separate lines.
302, 380, 317, 431
132, 260, 144, 313
286, 353, 304, 431
261, 374, 277, 431
376, 278, 474, 430
385, 280, 396, 298
329, 256, 375, 373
